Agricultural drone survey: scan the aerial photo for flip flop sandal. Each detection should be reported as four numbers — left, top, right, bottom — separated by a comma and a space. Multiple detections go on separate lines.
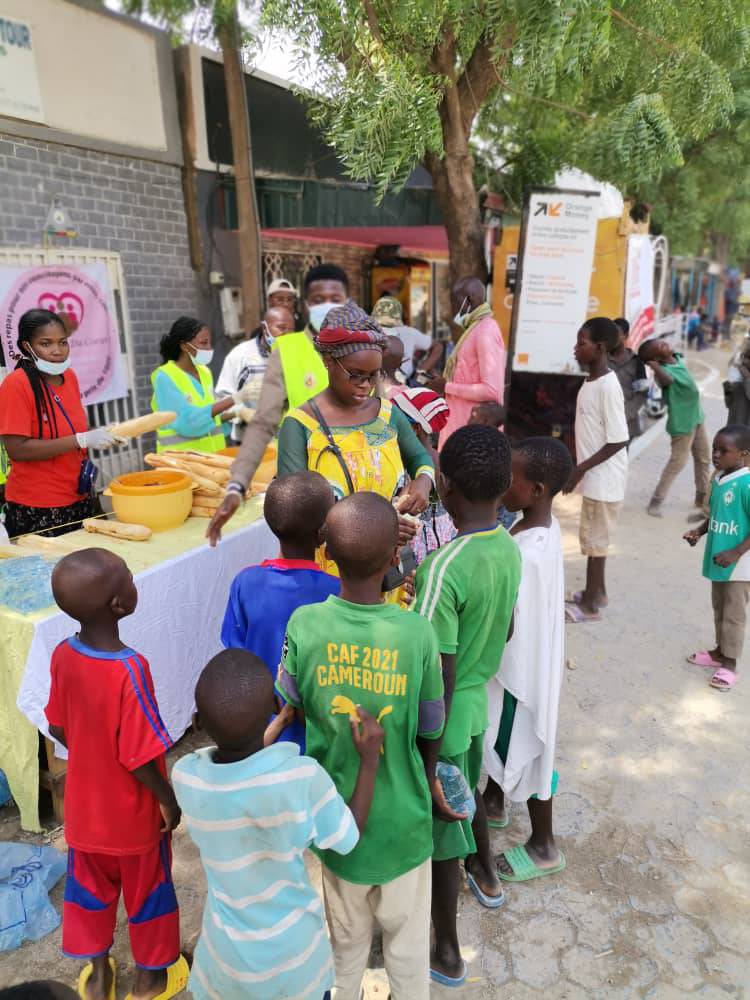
688, 650, 723, 668
496, 844, 567, 882
430, 960, 468, 988
709, 667, 737, 691
565, 602, 601, 624
78, 958, 116, 1000
488, 814, 510, 829
466, 870, 506, 909
568, 590, 609, 608
125, 955, 189, 1000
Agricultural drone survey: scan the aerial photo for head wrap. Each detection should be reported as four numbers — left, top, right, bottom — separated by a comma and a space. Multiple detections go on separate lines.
316, 303, 388, 358
391, 386, 450, 435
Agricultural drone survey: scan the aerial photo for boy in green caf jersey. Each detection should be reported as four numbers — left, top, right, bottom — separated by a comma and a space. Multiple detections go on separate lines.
276, 491, 445, 1000
415, 424, 521, 988
684, 424, 750, 692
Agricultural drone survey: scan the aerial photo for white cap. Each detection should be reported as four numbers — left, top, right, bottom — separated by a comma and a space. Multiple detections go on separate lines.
267, 278, 296, 298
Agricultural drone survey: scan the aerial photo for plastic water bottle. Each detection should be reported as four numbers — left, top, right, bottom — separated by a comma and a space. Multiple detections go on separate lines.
436, 762, 476, 820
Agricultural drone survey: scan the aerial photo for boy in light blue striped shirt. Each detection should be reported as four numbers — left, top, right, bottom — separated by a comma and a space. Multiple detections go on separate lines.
172, 649, 383, 1000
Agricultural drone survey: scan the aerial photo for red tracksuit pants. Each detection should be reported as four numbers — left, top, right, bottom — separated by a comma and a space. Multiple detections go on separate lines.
63, 835, 179, 969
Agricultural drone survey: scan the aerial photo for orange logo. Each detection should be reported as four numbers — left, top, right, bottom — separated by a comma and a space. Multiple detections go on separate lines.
533, 201, 563, 217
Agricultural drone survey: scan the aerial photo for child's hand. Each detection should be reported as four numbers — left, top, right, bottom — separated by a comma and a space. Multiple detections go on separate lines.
683, 529, 701, 546
397, 513, 419, 546
562, 465, 584, 495
402, 570, 416, 606
714, 548, 740, 568
263, 704, 295, 747
429, 775, 469, 823
160, 799, 182, 833
350, 706, 384, 762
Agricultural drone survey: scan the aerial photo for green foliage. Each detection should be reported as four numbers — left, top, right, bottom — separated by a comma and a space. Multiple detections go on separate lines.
119, 0, 255, 44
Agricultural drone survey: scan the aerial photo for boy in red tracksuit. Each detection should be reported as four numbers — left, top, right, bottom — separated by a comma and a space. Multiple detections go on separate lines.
45, 548, 187, 1000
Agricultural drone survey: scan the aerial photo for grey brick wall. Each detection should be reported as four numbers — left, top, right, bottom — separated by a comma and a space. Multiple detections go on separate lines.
0, 133, 201, 413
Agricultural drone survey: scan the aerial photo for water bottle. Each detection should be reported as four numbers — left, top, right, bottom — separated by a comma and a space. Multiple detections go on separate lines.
436, 762, 476, 820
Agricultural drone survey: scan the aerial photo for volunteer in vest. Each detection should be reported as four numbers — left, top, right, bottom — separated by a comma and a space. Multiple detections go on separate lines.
215, 304, 294, 445
0, 308, 119, 537
207, 263, 349, 545
427, 275, 506, 447
151, 316, 237, 453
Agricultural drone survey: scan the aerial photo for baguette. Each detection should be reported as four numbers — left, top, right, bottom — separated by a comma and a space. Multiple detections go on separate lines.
83, 518, 152, 541
191, 492, 223, 509
144, 453, 222, 495
190, 505, 215, 518
0, 545, 34, 559
170, 450, 234, 470
161, 454, 229, 484
109, 412, 176, 438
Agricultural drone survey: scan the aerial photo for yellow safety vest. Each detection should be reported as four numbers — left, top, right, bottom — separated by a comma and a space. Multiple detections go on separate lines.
274, 331, 328, 410
0, 442, 7, 487
150, 361, 226, 453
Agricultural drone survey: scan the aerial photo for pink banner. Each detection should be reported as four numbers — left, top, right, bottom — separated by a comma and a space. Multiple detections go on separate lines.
0, 263, 127, 404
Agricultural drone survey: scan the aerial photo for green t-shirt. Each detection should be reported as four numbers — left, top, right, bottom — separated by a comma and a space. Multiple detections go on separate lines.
277, 595, 444, 884
703, 468, 750, 582
662, 354, 704, 436
414, 525, 521, 757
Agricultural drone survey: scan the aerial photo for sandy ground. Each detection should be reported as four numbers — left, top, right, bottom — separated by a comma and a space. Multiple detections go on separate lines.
0, 346, 748, 998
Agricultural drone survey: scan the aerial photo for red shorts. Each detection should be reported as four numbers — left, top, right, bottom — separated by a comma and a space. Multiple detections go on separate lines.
63, 835, 179, 969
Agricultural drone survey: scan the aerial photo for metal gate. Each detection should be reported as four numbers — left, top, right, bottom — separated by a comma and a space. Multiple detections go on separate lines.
262, 249, 322, 303
0, 246, 142, 479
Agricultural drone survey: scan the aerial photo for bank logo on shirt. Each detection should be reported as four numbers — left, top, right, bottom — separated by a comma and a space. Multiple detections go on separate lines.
724, 488, 735, 505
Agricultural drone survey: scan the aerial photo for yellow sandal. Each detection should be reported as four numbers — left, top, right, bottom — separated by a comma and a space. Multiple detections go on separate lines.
125, 954, 189, 1000
77, 957, 116, 1000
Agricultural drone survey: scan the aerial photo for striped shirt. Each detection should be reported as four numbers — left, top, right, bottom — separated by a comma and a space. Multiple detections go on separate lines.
172, 742, 358, 1000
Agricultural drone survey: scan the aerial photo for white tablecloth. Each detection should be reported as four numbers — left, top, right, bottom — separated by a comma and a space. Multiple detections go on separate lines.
17, 517, 277, 758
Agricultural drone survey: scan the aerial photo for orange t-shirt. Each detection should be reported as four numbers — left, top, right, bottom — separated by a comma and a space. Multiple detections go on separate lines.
0, 368, 89, 507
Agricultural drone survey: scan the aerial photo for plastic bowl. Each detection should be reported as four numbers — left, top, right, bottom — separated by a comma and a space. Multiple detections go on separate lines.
105, 470, 193, 532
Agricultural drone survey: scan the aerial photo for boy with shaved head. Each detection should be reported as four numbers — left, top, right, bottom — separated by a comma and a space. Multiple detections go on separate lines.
45, 549, 186, 1000
277, 492, 445, 1000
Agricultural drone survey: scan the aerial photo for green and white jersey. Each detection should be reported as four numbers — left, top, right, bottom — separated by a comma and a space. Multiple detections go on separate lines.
703, 468, 750, 582
415, 525, 521, 757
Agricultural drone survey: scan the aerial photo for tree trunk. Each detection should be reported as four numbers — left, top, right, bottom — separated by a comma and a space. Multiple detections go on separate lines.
217, 10, 262, 333
427, 150, 487, 287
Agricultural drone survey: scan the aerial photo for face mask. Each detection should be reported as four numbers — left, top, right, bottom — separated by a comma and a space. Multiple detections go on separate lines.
308, 301, 336, 332
453, 296, 470, 328
187, 344, 214, 366
261, 322, 275, 348
26, 345, 70, 376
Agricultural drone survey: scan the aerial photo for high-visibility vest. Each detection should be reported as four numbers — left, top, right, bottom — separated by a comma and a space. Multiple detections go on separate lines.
0, 442, 7, 486
150, 361, 226, 453
274, 331, 328, 410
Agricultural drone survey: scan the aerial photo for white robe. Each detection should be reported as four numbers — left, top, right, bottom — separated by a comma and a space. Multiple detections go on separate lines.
483, 518, 565, 802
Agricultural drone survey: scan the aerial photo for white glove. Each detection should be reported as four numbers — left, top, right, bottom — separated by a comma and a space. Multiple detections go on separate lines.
76, 427, 119, 450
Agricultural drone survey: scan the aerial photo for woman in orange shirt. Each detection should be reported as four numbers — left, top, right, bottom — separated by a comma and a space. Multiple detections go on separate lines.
0, 309, 118, 537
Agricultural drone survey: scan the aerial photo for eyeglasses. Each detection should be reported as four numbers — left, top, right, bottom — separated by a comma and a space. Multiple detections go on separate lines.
334, 358, 382, 385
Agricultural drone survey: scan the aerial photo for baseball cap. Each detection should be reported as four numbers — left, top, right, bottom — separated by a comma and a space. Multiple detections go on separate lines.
267, 278, 296, 298
371, 296, 403, 328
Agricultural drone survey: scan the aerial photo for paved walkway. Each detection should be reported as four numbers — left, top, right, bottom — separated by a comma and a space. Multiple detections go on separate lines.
1, 348, 748, 997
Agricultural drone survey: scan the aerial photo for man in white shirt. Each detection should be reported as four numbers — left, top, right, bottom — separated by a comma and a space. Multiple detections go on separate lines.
216, 305, 294, 444
371, 296, 433, 380
563, 317, 629, 620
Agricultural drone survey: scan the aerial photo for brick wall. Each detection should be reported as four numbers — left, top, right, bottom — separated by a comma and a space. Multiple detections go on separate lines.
0, 134, 201, 412
262, 234, 374, 307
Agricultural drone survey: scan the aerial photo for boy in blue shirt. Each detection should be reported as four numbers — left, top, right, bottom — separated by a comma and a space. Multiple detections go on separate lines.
221, 470, 339, 744
684, 424, 750, 692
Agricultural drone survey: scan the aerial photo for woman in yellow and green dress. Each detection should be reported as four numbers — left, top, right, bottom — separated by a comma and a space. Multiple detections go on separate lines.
276, 303, 435, 567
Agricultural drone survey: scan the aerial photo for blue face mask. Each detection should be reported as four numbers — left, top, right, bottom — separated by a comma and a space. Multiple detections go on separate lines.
262, 322, 275, 348
26, 345, 71, 376
308, 301, 336, 332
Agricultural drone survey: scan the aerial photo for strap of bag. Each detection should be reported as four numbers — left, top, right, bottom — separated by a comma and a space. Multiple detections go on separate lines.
308, 399, 355, 496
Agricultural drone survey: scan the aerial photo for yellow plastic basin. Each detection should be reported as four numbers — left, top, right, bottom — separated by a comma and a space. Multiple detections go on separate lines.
105, 470, 193, 532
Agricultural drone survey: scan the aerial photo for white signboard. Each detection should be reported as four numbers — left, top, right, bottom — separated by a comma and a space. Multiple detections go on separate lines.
512, 191, 600, 374
0, 14, 44, 124
625, 234, 655, 349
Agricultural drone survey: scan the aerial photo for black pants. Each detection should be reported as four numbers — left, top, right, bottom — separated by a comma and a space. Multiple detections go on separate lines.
4, 496, 98, 538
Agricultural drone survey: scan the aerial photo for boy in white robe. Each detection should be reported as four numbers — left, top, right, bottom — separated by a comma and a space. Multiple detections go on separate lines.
482, 437, 572, 881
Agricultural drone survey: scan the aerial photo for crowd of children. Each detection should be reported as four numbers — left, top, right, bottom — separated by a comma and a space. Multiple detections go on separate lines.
43, 310, 747, 999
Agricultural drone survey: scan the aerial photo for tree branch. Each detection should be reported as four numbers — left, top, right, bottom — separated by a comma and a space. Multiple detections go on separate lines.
609, 9, 684, 57
491, 69, 590, 120
456, 39, 504, 136
363, 0, 383, 44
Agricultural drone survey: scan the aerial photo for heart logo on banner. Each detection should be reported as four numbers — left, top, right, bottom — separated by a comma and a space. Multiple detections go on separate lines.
37, 291, 85, 333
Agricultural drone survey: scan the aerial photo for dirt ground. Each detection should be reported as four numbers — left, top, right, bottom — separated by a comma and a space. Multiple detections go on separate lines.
0, 346, 748, 998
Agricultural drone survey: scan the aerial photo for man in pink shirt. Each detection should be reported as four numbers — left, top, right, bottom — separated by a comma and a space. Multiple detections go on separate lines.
427, 277, 506, 447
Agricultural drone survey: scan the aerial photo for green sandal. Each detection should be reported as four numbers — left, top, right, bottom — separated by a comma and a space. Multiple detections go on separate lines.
487, 814, 510, 829
496, 844, 566, 882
